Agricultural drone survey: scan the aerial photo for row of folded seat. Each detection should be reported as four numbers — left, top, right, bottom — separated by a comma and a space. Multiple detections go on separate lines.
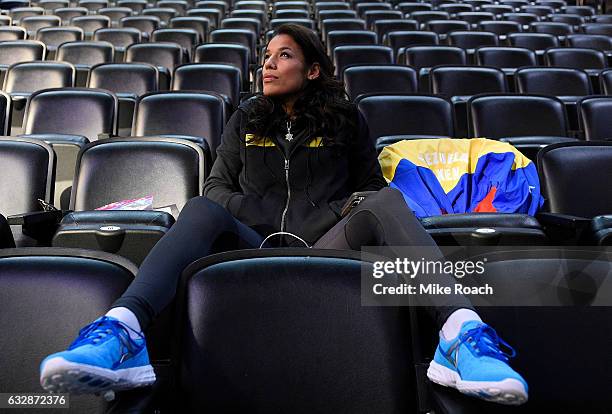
0, 134, 610, 268
2, 246, 611, 412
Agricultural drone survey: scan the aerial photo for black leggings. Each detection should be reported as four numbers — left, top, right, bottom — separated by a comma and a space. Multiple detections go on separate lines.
112, 187, 473, 329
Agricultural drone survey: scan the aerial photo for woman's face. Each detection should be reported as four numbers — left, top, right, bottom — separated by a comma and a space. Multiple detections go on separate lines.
262, 34, 319, 99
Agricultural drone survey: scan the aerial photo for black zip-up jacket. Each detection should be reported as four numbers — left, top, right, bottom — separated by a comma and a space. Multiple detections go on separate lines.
203, 99, 387, 245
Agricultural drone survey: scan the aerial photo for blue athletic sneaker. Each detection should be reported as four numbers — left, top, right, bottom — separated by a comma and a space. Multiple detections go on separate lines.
427, 321, 528, 405
40, 316, 156, 394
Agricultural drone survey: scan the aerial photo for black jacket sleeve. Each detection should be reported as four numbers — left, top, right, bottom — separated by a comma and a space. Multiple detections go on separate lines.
348, 109, 388, 192
202, 109, 245, 215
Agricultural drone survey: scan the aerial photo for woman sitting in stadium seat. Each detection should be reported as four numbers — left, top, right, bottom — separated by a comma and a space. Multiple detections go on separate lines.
40, 24, 528, 405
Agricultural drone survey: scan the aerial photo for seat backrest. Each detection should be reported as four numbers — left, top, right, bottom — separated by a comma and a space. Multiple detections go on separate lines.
469, 94, 568, 139
70, 15, 111, 34
0, 92, 10, 135
333, 45, 393, 77
0, 40, 45, 66
579, 96, 612, 142
176, 249, 413, 412
0, 137, 54, 215
321, 18, 367, 42
36, 27, 84, 50
566, 34, 612, 51
125, 42, 184, 71
387, 31, 439, 56
426, 19, 470, 34
88, 62, 158, 96
71, 137, 205, 211
0, 26, 27, 41
357, 94, 454, 141
4, 61, 75, 94
545, 47, 607, 70
20, 15, 61, 34
170, 17, 210, 42
374, 19, 418, 41
194, 43, 250, 89
601, 69, 612, 95
344, 65, 418, 101
447, 31, 498, 49
409, 10, 449, 24
0, 247, 135, 412
24, 87, 117, 141
405, 46, 467, 69
431, 66, 507, 96
98, 6, 132, 24
132, 91, 224, 155
120, 16, 161, 34
151, 28, 200, 54
476, 46, 537, 68
478, 20, 522, 35
516, 67, 591, 96
209, 28, 256, 62
93, 27, 141, 48
582, 23, 612, 36
507, 32, 559, 50
56, 41, 114, 66
531, 21, 574, 35
171, 63, 241, 108
327, 30, 377, 54
538, 142, 612, 216
54, 7, 88, 24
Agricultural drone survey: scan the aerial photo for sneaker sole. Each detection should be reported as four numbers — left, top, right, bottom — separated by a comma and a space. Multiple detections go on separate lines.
427, 360, 528, 406
40, 357, 156, 394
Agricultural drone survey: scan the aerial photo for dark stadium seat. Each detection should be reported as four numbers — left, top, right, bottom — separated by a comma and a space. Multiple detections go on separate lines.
502, 12, 539, 27
374, 19, 418, 42
9, 6, 44, 24
538, 141, 612, 244
56, 40, 114, 86
36, 27, 83, 59
274, 9, 309, 19
0, 136, 54, 246
70, 15, 111, 39
53, 137, 207, 264
20, 134, 89, 210
172, 63, 241, 109
476, 46, 537, 70
4, 61, 75, 131
170, 17, 210, 42
507, 33, 560, 53
120, 15, 161, 36
405, 46, 467, 92
396, 2, 433, 14
20, 15, 61, 38
220, 17, 261, 35
125, 42, 184, 90
78, 0, 109, 13
194, 43, 250, 92
0, 26, 27, 41
477, 20, 522, 37
356, 94, 454, 146
142, 8, 179, 27
549, 13, 586, 26
210, 28, 257, 63
54, 7, 88, 25
317, 9, 358, 21
333, 45, 393, 78
531, 21, 574, 36
448, 31, 498, 50
545, 47, 607, 70
320, 18, 366, 44
117, 0, 147, 13
93, 27, 141, 62
364, 11, 403, 30
172, 248, 414, 412
600, 69, 612, 95
409, 11, 450, 27
426, 20, 470, 37
582, 23, 612, 36
131, 91, 224, 157
567, 34, 612, 52
151, 28, 200, 59
23, 87, 117, 141
187, 9, 222, 29
578, 96, 612, 141
469, 94, 576, 161
0, 248, 136, 413
98, 6, 132, 26
516, 67, 592, 131
343, 65, 418, 101
157, 0, 188, 15
327, 30, 377, 56
431, 66, 507, 137
0, 40, 45, 86
88, 62, 159, 135
455, 11, 495, 29
387, 31, 439, 62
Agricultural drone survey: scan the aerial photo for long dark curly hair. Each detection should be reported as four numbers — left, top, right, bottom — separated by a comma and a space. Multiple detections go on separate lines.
245, 24, 357, 148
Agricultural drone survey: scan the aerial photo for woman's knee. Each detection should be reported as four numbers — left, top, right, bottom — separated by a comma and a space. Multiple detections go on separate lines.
176, 196, 232, 227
